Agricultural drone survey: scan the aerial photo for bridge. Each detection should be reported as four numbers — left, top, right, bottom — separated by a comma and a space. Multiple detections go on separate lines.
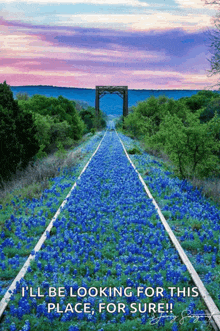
95, 86, 128, 117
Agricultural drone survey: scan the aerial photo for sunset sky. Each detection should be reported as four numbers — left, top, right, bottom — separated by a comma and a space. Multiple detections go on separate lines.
0, 0, 219, 89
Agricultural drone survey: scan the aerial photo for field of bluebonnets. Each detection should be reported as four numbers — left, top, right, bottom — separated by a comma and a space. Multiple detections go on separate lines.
0, 128, 218, 331
118, 134, 220, 304
0, 132, 104, 285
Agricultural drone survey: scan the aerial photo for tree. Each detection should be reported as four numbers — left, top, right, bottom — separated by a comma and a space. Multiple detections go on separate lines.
180, 90, 219, 113
124, 96, 168, 138
0, 82, 39, 182
80, 109, 94, 132
151, 110, 220, 178
204, 0, 220, 84
200, 96, 220, 122
208, 24, 220, 78
18, 94, 85, 140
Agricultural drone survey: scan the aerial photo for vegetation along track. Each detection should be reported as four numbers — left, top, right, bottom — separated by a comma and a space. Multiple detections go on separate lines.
0, 128, 219, 331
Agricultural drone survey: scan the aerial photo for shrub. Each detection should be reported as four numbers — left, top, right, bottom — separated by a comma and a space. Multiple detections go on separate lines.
80, 109, 94, 132
78, 105, 106, 133
124, 96, 170, 138
127, 147, 142, 155
55, 141, 67, 159
18, 94, 85, 140
180, 90, 219, 113
90, 128, 96, 135
124, 111, 144, 138
151, 111, 220, 178
51, 120, 72, 143
200, 97, 220, 123
16, 92, 29, 100
34, 113, 52, 148
33, 113, 74, 155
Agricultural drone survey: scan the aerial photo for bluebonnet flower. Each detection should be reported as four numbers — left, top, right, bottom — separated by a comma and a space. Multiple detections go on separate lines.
68, 326, 80, 331
9, 323, 17, 331
1, 131, 218, 330
21, 320, 31, 331
172, 323, 178, 331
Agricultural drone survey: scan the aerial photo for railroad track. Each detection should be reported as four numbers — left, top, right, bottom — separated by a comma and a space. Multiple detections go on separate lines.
0, 128, 219, 330
116, 130, 220, 330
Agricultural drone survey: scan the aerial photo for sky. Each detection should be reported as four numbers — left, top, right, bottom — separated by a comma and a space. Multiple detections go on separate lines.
0, 0, 219, 89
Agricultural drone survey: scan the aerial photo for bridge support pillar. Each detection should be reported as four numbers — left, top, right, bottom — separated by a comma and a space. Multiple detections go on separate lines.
95, 87, 100, 116
123, 87, 128, 118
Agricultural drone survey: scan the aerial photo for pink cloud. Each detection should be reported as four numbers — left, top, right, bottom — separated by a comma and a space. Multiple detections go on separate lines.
0, 17, 216, 89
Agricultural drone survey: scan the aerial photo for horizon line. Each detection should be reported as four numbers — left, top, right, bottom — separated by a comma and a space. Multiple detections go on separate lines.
9, 85, 217, 91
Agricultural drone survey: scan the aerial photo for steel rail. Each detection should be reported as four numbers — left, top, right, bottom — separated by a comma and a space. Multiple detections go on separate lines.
116, 130, 220, 331
0, 131, 107, 319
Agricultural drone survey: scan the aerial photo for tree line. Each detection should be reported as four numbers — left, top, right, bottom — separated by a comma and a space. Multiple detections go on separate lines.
0, 82, 106, 184
122, 91, 220, 179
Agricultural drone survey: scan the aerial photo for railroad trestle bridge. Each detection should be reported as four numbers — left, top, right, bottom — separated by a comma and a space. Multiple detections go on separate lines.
95, 86, 128, 117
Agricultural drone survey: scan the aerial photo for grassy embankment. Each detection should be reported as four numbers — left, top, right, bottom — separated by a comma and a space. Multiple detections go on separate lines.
0, 82, 106, 209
